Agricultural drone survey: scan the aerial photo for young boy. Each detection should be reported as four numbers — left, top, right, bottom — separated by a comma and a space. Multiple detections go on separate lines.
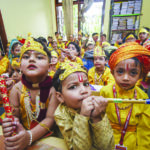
88, 46, 114, 85
100, 42, 150, 150
48, 50, 59, 78
136, 27, 150, 45
53, 61, 114, 150
2, 37, 60, 149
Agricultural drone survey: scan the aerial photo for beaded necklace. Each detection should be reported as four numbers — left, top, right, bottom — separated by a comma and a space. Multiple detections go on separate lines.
94, 67, 105, 85
24, 88, 40, 128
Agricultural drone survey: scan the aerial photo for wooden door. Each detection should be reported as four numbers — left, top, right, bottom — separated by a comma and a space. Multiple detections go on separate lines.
0, 10, 8, 52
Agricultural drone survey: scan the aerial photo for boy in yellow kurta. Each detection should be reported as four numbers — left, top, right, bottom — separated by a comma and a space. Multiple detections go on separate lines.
53, 61, 114, 150
100, 42, 150, 150
88, 46, 114, 85
2, 37, 61, 150
48, 50, 59, 78
63, 42, 83, 66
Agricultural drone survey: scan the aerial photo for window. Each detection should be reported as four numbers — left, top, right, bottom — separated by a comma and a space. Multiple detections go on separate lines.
55, 0, 105, 39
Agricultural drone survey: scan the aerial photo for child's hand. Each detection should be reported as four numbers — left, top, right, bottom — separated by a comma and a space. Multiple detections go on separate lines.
4, 121, 30, 150
2, 117, 19, 137
91, 96, 108, 123
80, 96, 94, 117
6, 79, 15, 91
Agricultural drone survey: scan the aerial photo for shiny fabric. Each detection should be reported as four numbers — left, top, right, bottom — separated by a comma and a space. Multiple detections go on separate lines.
100, 83, 150, 150
0, 56, 9, 75
88, 66, 115, 85
109, 42, 150, 74
54, 104, 114, 150
20, 85, 49, 129
64, 57, 83, 66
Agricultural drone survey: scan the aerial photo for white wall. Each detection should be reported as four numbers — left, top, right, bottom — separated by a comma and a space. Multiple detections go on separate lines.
0, 0, 56, 41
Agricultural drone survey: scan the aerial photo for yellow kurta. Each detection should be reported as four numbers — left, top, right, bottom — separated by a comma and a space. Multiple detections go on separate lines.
20, 85, 49, 129
64, 57, 83, 66
0, 56, 9, 75
88, 66, 115, 85
54, 104, 114, 150
100, 83, 150, 150
57, 42, 65, 49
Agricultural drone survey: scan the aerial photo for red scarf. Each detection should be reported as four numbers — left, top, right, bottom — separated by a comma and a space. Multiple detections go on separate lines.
21, 74, 52, 122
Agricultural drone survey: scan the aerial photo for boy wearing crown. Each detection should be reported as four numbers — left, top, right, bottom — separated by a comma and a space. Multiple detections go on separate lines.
88, 46, 114, 85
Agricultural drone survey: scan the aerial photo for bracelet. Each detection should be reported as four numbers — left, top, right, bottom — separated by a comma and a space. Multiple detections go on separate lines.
27, 130, 32, 146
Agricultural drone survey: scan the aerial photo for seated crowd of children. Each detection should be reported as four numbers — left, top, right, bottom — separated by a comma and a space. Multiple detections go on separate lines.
0, 27, 150, 150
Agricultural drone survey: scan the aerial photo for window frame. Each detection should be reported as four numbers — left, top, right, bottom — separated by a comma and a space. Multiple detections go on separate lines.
55, 0, 105, 34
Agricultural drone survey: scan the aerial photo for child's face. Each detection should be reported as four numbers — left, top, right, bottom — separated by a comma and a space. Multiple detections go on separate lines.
11, 66, 21, 83
53, 42, 57, 49
78, 34, 82, 41
69, 35, 74, 41
113, 59, 141, 90
125, 37, 136, 43
94, 56, 106, 70
20, 50, 49, 79
92, 36, 98, 42
48, 38, 53, 42
57, 72, 91, 109
87, 44, 94, 50
139, 32, 149, 41
13, 44, 22, 56
68, 44, 78, 56
51, 56, 58, 65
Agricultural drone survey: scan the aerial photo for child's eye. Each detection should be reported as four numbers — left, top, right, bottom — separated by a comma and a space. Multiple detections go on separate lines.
68, 85, 77, 90
22, 55, 29, 59
37, 55, 44, 59
117, 69, 124, 74
130, 70, 138, 76
84, 82, 89, 87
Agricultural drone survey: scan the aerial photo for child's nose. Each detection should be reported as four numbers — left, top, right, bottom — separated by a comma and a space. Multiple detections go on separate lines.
123, 73, 129, 81
80, 85, 88, 94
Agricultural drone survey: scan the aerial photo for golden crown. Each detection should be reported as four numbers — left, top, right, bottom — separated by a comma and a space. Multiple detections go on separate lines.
20, 37, 47, 59
94, 46, 106, 57
59, 61, 87, 81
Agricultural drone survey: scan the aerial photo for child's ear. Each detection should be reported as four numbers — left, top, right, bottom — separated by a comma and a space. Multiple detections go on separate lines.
56, 91, 65, 103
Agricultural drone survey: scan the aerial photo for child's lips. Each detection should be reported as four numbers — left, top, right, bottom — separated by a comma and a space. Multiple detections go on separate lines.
28, 64, 37, 70
121, 83, 130, 87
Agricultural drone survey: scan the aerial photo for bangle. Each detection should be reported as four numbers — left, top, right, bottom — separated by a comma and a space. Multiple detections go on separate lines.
27, 130, 32, 146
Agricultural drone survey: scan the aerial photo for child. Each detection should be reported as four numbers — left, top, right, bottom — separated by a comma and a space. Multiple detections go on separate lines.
48, 50, 59, 78
82, 40, 95, 70
2, 37, 59, 150
53, 61, 114, 150
11, 41, 22, 65
88, 46, 114, 85
63, 42, 83, 66
100, 42, 150, 150
47, 36, 53, 48
0, 48, 9, 75
92, 33, 99, 47
57, 35, 65, 50
136, 27, 150, 45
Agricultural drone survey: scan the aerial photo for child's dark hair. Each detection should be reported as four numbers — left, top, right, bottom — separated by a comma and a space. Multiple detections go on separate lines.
52, 66, 88, 92
101, 34, 106, 38
12, 42, 23, 52
37, 37, 47, 45
34, 38, 51, 62
68, 42, 81, 56
92, 33, 98, 37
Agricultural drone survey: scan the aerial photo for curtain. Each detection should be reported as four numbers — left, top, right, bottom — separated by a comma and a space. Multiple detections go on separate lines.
79, 0, 94, 23
62, 0, 73, 40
